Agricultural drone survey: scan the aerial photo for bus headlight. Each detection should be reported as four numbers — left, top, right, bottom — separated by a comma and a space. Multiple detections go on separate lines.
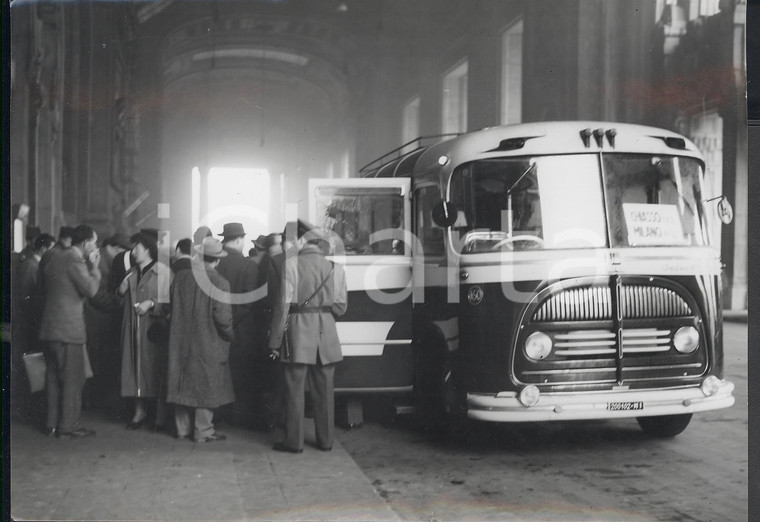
673, 326, 699, 353
519, 385, 540, 407
525, 331, 552, 360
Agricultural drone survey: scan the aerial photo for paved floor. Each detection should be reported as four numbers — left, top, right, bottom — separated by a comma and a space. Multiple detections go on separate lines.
10, 407, 399, 522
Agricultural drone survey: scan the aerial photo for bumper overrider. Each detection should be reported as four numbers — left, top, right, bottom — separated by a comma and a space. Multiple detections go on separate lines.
466, 376, 735, 422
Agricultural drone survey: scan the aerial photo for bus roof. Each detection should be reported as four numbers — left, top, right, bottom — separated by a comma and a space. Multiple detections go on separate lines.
362, 121, 704, 179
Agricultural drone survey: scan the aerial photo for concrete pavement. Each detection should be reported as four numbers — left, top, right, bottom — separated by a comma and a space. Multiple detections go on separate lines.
10, 408, 399, 521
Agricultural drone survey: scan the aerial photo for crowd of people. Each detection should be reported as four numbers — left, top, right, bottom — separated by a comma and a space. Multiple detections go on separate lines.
11, 219, 347, 452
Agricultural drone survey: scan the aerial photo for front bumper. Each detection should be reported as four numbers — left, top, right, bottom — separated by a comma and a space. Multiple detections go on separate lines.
467, 379, 735, 422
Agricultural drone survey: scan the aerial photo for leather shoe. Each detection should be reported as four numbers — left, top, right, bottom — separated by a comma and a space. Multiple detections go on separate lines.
272, 442, 303, 454
175, 433, 191, 441
126, 418, 147, 430
318, 446, 333, 452
196, 433, 226, 443
43, 427, 57, 437
57, 427, 96, 439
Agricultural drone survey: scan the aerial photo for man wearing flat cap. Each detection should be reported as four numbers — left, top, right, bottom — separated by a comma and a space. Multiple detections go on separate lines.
268, 219, 347, 453
215, 222, 260, 422
166, 238, 234, 442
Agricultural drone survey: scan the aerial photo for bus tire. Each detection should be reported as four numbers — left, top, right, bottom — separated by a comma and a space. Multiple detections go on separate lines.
636, 413, 693, 438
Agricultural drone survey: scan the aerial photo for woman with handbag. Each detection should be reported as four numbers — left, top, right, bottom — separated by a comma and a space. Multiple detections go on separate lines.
118, 232, 172, 430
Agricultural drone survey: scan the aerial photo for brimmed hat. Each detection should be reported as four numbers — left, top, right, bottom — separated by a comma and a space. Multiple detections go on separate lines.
219, 222, 246, 238
283, 219, 320, 240
140, 228, 160, 243
252, 234, 268, 249
194, 237, 228, 258
59, 226, 75, 239
105, 233, 131, 250
193, 226, 212, 245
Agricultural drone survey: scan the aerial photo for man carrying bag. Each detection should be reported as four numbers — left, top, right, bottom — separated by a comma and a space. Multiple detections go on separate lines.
267, 220, 347, 453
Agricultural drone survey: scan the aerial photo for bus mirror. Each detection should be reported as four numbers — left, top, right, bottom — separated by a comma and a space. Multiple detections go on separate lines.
432, 200, 458, 228
717, 196, 734, 225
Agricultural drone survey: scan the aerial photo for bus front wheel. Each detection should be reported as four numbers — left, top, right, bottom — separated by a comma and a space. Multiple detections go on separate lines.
636, 413, 693, 438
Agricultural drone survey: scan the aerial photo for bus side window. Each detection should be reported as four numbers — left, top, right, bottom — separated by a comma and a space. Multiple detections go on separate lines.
415, 185, 445, 257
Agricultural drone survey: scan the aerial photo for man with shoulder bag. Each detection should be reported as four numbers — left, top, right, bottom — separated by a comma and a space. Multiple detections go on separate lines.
267, 220, 347, 453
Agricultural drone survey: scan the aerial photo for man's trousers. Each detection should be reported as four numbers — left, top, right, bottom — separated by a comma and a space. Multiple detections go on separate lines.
44, 342, 86, 433
282, 361, 335, 450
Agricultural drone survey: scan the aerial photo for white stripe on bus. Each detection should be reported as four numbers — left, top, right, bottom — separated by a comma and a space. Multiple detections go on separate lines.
337, 321, 411, 357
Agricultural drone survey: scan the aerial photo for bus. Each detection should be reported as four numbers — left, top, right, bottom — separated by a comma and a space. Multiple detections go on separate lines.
308, 121, 735, 437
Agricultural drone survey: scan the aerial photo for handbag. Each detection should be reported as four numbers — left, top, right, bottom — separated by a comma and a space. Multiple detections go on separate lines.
23, 346, 94, 393
22, 352, 46, 393
147, 317, 170, 344
280, 263, 334, 361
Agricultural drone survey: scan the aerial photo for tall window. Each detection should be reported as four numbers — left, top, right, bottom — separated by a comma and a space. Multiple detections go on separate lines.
442, 61, 468, 134
501, 19, 523, 125
401, 96, 420, 154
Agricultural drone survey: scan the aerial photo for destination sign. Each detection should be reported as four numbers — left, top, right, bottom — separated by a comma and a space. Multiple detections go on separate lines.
622, 203, 686, 246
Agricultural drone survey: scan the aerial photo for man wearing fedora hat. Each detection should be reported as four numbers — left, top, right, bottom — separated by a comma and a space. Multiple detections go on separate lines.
166, 238, 234, 442
216, 222, 260, 423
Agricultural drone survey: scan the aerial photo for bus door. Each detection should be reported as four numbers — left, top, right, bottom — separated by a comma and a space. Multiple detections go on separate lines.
308, 178, 413, 394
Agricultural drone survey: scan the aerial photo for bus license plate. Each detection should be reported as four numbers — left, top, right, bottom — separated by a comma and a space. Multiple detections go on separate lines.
607, 401, 643, 411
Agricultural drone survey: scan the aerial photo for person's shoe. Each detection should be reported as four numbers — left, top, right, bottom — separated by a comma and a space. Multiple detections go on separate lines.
195, 433, 226, 443
57, 427, 96, 439
272, 442, 303, 454
43, 427, 57, 438
175, 433, 191, 441
126, 418, 147, 430
318, 446, 333, 452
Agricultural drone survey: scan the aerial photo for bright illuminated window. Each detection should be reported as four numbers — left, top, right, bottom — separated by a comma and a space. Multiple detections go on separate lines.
202, 167, 270, 238
442, 61, 468, 134
501, 20, 523, 125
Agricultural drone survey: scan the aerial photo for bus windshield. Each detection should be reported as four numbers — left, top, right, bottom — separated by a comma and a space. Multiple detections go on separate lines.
450, 154, 607, 253
604, 154, 707, 247
450, 153, 707, 254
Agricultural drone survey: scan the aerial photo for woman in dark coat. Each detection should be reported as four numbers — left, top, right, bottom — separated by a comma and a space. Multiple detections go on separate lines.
166, 238, 235, 442
118, 232, 172, 429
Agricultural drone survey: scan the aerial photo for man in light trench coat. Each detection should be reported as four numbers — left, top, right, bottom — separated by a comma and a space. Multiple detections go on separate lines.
268, 220, 347, 453
166, 238, 235, 443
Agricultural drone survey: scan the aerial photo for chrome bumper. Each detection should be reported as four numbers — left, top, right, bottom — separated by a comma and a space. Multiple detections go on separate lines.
466, 380, 735, 422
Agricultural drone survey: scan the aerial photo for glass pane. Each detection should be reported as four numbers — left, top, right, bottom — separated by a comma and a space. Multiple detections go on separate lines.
314, 187, 405, 255
449, 154, 606, 253
603, 155, 706, 247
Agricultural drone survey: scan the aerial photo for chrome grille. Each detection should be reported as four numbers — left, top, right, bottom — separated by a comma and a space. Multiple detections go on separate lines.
621, 285, 692, 318
533, 284, 692, 322
517, 279, 705, 387
532, 287, 612, 321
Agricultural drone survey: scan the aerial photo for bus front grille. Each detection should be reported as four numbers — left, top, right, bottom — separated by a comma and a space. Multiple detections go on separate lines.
515, 278, 706, 388
532, 285, 692, 322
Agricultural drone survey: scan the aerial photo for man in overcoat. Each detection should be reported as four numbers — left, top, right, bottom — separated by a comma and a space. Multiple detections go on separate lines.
166, 238, 235, 443
215, 222, 259, 421
38, 225, 101, 438
268, 220, 347, 453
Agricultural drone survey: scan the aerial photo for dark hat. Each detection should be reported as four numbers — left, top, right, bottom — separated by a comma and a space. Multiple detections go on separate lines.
26, 225, 41, 240
283, 219, 319, 240
104, 233, 131, 250
193, 226, 212, 245
140, 228, 160, 242
194, 237, 228, 258
59, 226, 75, 239
219, 222, 246, 238
252, 234, 268, 249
